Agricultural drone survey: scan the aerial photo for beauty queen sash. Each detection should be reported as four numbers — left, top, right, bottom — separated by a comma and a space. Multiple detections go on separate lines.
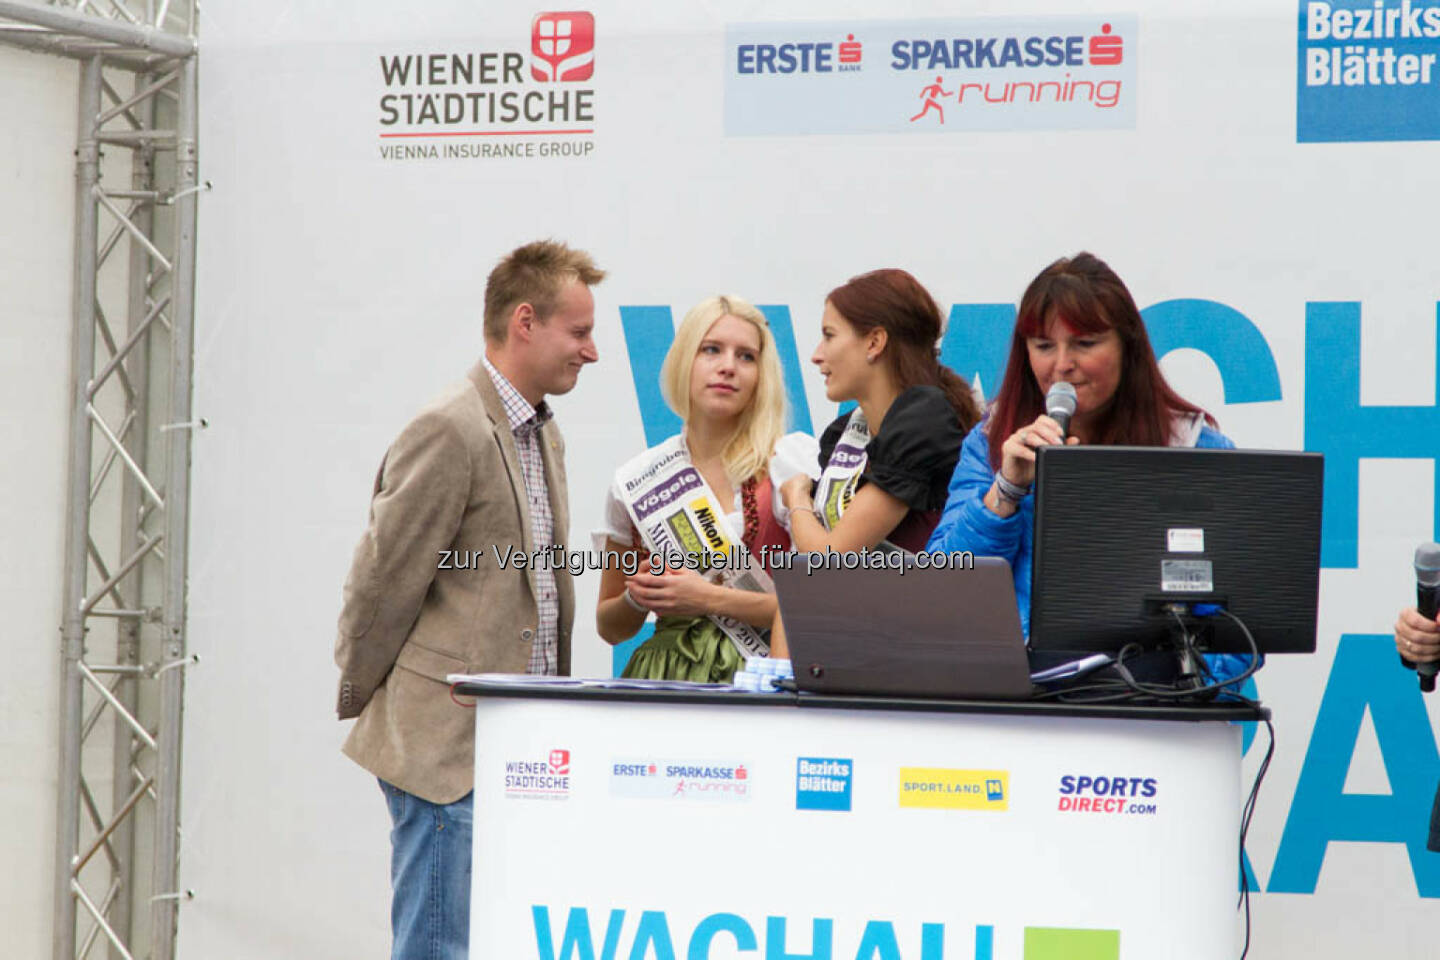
814, 409, 870, 530
615, 436, 773, 659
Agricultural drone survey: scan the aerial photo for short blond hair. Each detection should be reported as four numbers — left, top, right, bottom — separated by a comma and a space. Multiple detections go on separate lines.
484, 240, 605, 342
660, 295, 787, 485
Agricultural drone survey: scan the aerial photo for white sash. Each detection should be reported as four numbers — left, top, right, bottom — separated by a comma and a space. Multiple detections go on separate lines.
814, 409, 870, 530
615, 436, 773, 659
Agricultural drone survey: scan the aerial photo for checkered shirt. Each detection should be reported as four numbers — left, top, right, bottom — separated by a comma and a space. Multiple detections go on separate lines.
482, 357, 559, 675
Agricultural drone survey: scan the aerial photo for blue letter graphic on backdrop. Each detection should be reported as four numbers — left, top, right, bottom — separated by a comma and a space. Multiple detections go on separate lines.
1141, 299, 1282, 404
941, 305, 1015, 401
1305, 303, 1440, 568
688, 914, 757, 959
765, 916, 833, 960
532, 906, 626, 960
1267, 635, 1440, 897
619, 304, 813, 447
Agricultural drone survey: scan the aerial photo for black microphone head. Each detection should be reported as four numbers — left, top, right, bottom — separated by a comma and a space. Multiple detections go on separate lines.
1416, 542, 1440, 587
1046, 381, 1077, 432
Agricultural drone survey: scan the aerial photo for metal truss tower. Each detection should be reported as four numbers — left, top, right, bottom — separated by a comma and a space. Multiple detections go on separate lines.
0, 3, 199, 959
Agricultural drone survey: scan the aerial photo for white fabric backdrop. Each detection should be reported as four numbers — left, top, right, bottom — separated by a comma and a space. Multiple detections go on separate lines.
184, 1, 1440, 956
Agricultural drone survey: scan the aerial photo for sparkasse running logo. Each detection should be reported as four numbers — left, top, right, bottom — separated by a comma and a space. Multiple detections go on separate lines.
532, 11, 595, 81
609, 758, 751, 803
726, 15, 1136, 137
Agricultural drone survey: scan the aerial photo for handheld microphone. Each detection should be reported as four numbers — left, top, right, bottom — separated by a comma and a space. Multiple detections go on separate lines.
1415, 543, 1440, 691
1046, 382, 1078, 440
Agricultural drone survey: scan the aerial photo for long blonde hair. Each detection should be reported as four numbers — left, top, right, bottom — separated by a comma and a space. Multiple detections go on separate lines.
659, 295, 787, 485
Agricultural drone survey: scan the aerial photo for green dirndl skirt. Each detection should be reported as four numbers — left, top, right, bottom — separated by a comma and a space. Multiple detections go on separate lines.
620, 615, 753, 683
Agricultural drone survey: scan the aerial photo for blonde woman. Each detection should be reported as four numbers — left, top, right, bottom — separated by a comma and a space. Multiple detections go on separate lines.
595, 295, 817, 681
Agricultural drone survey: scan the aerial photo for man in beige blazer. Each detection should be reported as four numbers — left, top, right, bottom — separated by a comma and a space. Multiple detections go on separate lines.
335, 240, 604, 960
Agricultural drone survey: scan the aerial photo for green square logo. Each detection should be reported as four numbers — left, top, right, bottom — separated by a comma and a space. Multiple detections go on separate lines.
1023, 927, 1120, 960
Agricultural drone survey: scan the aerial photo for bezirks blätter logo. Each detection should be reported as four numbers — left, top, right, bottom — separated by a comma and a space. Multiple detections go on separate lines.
532, 11, 595, 82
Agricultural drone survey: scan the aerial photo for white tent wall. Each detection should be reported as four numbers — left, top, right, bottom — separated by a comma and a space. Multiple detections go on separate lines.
2, 44, 77, 960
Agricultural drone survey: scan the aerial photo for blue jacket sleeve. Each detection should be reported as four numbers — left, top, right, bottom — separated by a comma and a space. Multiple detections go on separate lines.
925, 424, 1026, 564
1196, 424, 1259, 687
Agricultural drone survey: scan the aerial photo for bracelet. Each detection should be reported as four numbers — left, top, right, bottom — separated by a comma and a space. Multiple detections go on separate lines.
621, 588, 646, 613
993, 473, 1031, 504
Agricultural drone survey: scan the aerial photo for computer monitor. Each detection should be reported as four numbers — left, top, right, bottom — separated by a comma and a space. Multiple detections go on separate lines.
1028, 446, 1323, 656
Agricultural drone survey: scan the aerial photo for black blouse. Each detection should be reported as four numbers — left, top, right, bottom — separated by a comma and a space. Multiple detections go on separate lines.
815, 385, 965, 550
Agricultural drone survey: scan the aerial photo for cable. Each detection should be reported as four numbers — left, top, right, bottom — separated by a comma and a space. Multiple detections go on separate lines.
1238, 716, 1275, 959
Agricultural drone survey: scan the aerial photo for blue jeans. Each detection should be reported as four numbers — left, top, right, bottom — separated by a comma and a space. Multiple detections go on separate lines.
378, 779, 473, 960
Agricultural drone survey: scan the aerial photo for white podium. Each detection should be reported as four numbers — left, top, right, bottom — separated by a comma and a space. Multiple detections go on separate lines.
462, 685, 1258, 960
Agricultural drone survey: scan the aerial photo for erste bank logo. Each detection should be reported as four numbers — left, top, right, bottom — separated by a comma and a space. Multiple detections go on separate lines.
532, 11, 595, 82
899, 768, 1009, 810
796, 757, 853, 811
736, 32, 865, 73
1297, 0, 1440, 141
610, 758, 751, 802
504, 748, 572, 800
1057, 774, 1159, 815
726, 15, 1136, 137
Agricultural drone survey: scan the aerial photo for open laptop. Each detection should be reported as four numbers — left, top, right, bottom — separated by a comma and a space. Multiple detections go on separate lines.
772, 555, 1036, 700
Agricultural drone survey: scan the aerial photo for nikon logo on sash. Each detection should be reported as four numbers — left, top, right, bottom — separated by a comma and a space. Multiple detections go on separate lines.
616, 437, 773, 659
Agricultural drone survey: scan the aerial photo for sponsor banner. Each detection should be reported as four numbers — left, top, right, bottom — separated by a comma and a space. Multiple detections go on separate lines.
1297, 0, 1440, 141
504, 748, 572, 800
1057, 774, 1160, 816
796, 757, 854, 811
724, 15, 1136, 136
898, 768, 1009, 810
375, 10, 597, 162
610, 759, 751, 802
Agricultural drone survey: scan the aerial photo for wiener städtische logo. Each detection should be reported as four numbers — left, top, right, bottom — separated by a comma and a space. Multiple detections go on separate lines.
1298, 0, 1440, 141
898, 768, 1009, 810
725, 14, 1136, 136
532, 11, 595, 81
504, 748, 572, 800
375, 10, 597, 161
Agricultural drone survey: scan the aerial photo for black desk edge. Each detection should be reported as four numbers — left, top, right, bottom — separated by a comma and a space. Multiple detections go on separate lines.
453, 683, 1269, 723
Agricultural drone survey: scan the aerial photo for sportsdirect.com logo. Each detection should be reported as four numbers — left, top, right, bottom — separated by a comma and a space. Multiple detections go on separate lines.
898, 768, 1008, 811
1056, 774, 1158, 815
610, 759, 751, 803
504, 748, 572, 800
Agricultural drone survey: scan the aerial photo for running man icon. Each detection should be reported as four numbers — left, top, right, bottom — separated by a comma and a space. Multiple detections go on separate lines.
910, 76, 951, 123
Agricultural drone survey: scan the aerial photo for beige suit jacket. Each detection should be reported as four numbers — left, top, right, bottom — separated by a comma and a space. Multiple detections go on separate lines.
335, 362, 574, 804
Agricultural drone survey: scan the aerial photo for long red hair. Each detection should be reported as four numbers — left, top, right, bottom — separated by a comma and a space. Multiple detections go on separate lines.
986, 253, 1213, 471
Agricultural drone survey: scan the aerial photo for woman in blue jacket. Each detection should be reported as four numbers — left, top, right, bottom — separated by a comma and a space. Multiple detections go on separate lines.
926, 252, 1251, 684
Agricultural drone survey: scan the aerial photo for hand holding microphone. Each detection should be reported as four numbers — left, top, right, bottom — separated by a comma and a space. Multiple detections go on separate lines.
994, 383, 1080, 510
1396, 541, 1440, 692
